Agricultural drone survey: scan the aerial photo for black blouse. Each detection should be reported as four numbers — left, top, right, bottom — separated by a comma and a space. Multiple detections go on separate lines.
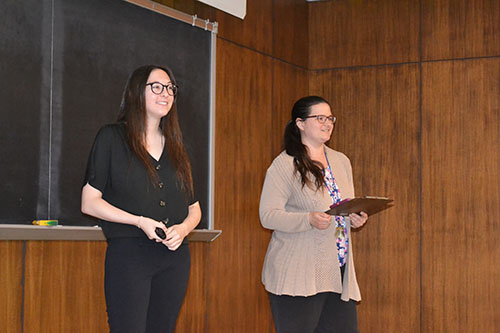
84, 123, 196, 239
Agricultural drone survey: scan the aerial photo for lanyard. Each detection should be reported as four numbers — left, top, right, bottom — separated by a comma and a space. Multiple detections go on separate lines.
323, 151, 341, 204
322, 152, 347, 245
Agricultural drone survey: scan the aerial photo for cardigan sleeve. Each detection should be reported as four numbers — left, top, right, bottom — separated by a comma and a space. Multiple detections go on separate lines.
259, 160, 313, 233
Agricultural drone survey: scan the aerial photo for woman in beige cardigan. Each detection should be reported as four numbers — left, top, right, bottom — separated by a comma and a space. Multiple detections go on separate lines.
260, 96, 368, 333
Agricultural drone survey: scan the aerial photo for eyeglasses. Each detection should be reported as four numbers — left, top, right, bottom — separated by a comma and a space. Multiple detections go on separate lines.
146, 82, 178, 96
301, 115, 336, 124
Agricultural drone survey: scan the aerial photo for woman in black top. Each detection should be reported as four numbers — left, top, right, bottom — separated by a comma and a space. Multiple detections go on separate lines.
81, 65, 201, 333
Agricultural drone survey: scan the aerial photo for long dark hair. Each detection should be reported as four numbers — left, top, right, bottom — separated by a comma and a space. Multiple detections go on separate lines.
284, 96, 331, 190
117, 65, 194, 199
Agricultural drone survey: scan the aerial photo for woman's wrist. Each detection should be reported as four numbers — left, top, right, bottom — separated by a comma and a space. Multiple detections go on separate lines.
179, 221, 193, 238
137, 216, 144, 229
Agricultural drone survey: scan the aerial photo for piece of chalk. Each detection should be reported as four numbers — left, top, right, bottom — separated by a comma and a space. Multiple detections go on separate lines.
32, 220, 59, 226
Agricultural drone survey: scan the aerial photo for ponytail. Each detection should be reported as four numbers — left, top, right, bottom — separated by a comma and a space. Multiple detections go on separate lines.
283, 96, 331, 190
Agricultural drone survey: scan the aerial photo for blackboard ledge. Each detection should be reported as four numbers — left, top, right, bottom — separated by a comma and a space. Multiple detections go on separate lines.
0, 224, 221, 242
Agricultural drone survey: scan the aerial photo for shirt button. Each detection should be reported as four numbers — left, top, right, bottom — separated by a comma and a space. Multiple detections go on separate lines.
156, 164, 161, 170
158, 182, 164, 189
159, 200, 166, 207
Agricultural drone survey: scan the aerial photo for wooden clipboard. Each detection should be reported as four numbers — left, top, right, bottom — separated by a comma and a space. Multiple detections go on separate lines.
325, 196, 394, 216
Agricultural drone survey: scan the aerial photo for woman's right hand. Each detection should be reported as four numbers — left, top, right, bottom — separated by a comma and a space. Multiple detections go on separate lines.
137, 216, 168, 242
309, 212, 332, 230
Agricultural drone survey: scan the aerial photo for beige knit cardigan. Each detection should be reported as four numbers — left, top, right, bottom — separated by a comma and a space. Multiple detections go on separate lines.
259, 146, 361, 302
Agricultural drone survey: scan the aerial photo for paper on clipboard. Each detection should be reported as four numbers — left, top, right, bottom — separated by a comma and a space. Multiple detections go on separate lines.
325, 196, 394, 216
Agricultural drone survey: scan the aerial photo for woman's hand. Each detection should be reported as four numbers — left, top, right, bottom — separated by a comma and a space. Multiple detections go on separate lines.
161, 201, 202, 251
137, 216, 167, 242
309, 212, 332, 230
349, 211, 368, 228
163, 224, 188, 251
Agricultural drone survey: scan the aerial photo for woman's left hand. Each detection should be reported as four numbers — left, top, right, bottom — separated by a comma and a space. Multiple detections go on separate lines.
162, 201, 201, 251
349, 211, 368, 228
163, 224, 188, 251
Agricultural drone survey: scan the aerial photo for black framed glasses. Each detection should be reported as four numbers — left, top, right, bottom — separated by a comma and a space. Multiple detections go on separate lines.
146, 82, 178, 96
301, 115, 336, 124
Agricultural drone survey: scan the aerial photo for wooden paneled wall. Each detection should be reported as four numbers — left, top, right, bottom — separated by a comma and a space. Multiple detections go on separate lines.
421, 0, 500, 60
309, 0, 419, 69
308, 0, 500, 332
2, 0, 499, 332
421, 59, 500, 332
0, 241, 23, 333
206, 38, 274, 332
23, 241, 107, 332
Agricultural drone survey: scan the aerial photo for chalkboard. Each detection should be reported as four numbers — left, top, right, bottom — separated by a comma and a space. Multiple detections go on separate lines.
0, 0, 214, 229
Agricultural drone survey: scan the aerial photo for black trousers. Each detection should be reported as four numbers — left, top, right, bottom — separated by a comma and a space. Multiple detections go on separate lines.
268, 267, 359, 333
104, 238, 190, 333
269, 292, 359, 333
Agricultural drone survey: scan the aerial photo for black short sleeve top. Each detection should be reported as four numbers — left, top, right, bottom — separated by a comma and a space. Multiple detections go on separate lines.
83, 123, 196, 239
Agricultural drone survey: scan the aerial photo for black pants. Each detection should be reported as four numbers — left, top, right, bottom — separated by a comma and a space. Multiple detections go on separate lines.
268, 265, 358, 333
104, 238, 190, 333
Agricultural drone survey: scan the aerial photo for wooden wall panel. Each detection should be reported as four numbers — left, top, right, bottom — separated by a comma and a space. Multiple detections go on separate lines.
421, 59, 500, 332
310, 64, 421, 332
215, 0, 273, 55
207, 38, 273, 332
23, 241, 107, 332
272, 0, 309, 68
271, 60, 310, 157
422, 0, 500, 61
308, 0, 419, 69
0, 241, 23, 333
176, 242, 209, 332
